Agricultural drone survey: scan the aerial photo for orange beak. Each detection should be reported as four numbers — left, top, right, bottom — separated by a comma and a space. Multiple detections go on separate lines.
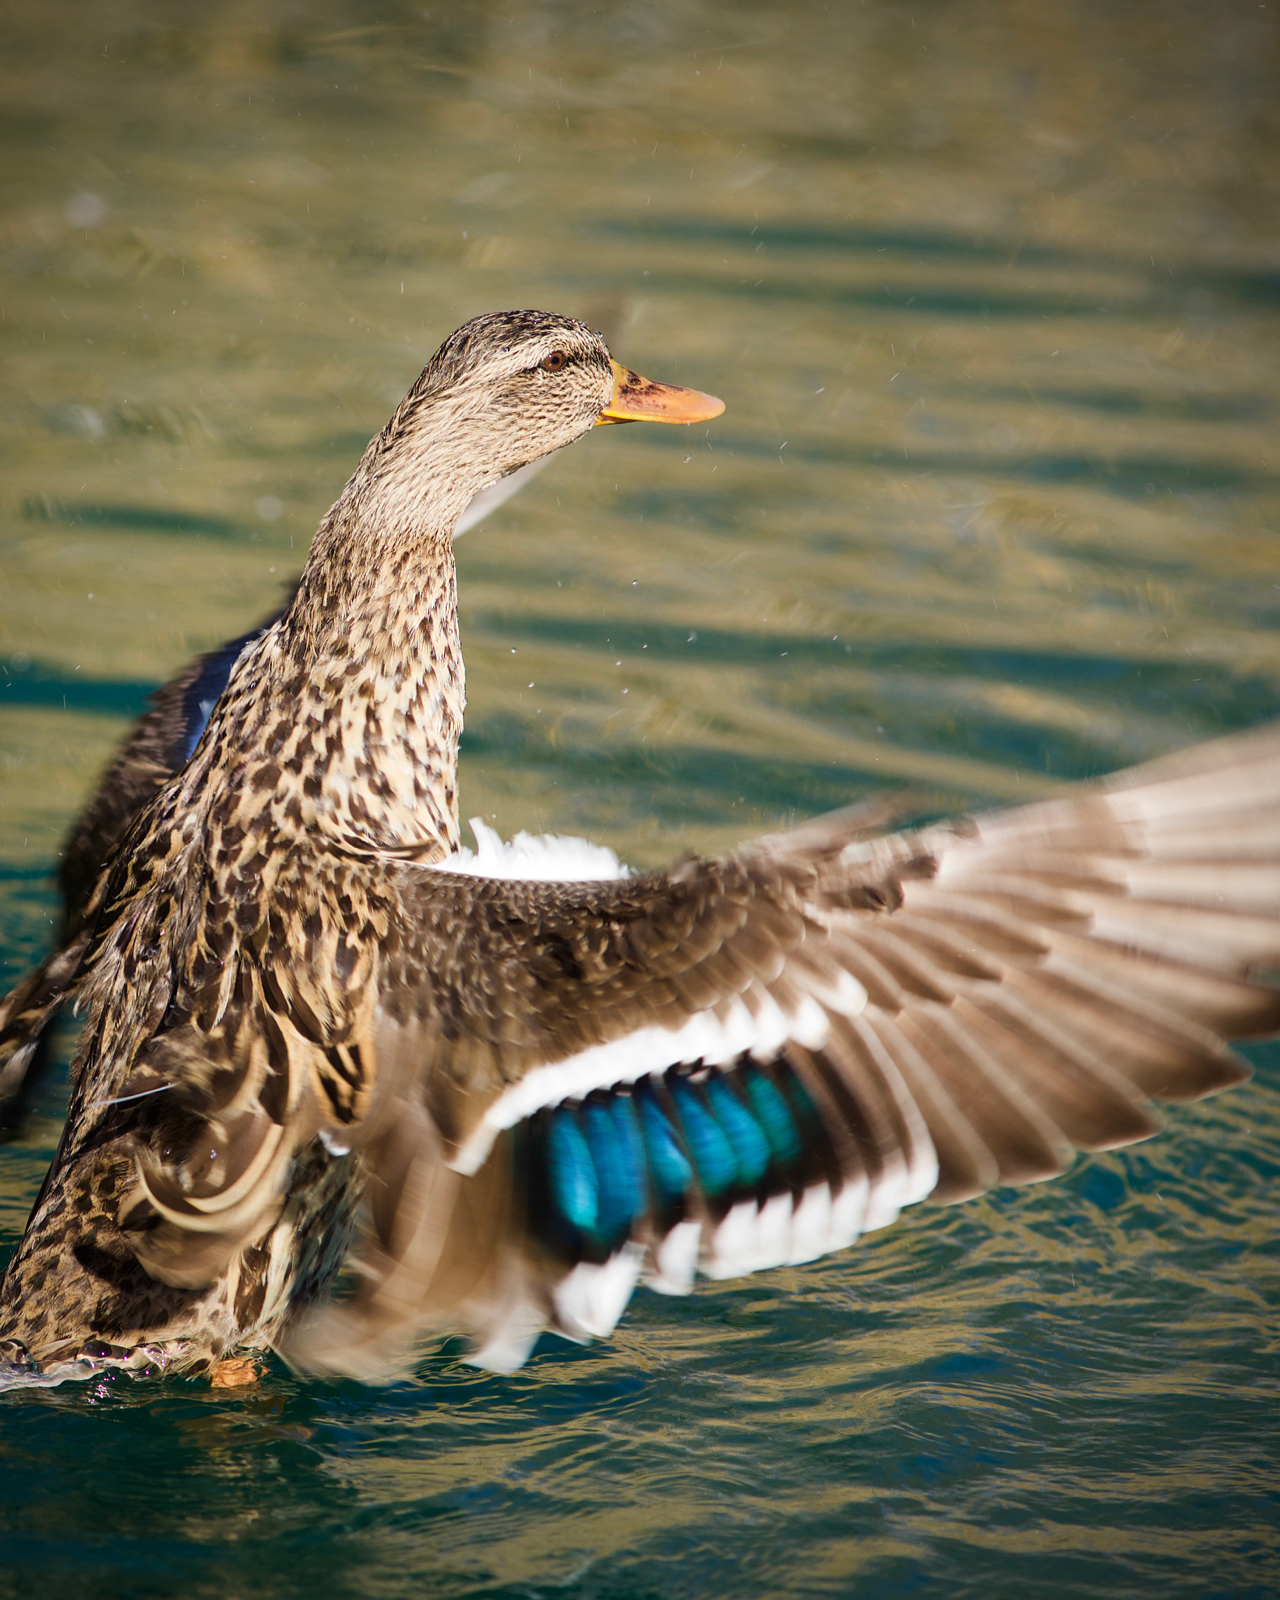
595, 358, 725, 426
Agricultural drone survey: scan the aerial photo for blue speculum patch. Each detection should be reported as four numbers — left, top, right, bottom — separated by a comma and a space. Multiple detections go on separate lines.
526, 1059, 818, 1262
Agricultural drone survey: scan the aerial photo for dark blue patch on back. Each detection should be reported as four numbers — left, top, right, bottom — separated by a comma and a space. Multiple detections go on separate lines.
176, 625, 269, 764
525, 1059, 837, 1270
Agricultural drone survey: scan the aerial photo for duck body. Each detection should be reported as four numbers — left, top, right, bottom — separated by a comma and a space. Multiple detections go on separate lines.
2, 310, 1278, 1387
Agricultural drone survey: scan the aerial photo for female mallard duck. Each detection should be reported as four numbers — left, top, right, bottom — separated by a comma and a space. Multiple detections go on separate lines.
1, 308, 1279, 1388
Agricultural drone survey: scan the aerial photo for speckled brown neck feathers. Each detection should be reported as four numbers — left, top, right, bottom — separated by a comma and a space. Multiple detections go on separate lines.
217, 494, 467, 865
181, 308, 617, 862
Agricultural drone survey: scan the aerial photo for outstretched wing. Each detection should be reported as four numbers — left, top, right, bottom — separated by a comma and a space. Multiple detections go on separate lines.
291, 722, 1280, 1378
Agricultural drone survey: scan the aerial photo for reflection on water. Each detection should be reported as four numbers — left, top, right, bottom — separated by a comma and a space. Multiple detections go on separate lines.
1, 1, 1278, 1595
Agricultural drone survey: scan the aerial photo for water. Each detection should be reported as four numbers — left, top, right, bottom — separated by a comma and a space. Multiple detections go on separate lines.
1, 1, 1278, 1593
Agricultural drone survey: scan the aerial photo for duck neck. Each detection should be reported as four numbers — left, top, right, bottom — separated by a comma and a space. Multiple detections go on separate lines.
256, 462, 479, 861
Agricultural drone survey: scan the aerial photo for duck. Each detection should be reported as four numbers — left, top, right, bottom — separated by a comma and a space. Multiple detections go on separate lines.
1, 307, 1278, 1389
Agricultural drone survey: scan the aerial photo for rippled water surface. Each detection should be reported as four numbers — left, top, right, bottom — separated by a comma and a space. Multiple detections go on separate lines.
1, 2, 1278, 1595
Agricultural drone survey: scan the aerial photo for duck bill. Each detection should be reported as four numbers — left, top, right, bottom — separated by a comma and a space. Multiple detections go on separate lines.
595, 358, 725, 426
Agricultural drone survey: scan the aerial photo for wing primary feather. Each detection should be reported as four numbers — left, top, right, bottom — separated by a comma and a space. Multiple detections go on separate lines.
855, 1009, 1001, 1202
898, 1004, 1073, 1184
999, 965, 1252, 1101
953, 989, 1162, 1150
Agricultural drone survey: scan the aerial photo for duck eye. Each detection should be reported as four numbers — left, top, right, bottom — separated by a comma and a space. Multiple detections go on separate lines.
540, 350, 568, 372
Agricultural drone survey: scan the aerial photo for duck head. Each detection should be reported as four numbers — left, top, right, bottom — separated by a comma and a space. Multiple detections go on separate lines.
368, 309, 724, 525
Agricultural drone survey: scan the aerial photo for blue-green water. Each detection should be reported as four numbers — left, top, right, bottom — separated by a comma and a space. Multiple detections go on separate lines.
2, 1078, 1278, 1598
1, 2, 1278, 1594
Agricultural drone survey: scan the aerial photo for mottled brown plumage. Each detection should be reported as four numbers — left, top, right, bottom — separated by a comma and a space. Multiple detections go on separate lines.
1, 309, 1277, 1389
0, 620, 280, 1125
